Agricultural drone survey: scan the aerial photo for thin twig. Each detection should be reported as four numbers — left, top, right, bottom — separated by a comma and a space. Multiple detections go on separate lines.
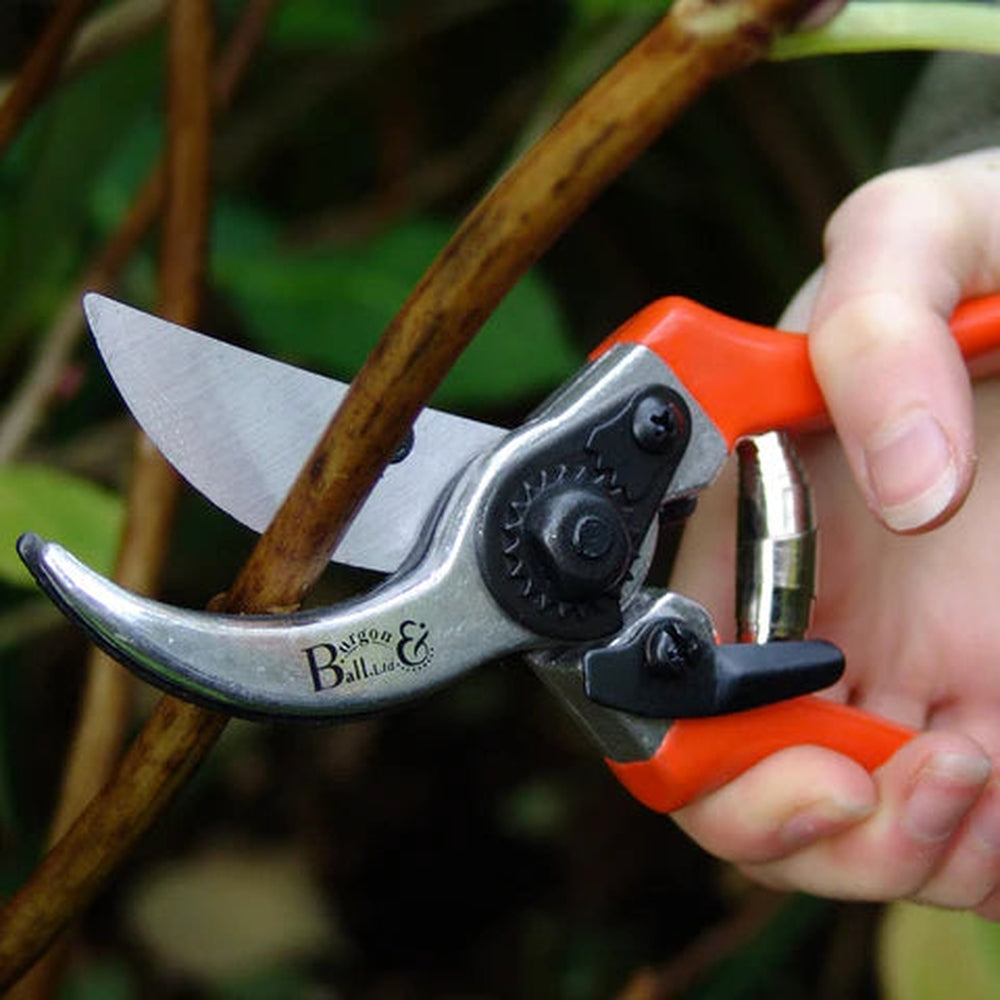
0, 0, 214, 992
288, 79, 536, 249
210, 0, 277, 109
0, 0, 810, 986
0, 0, 168, 109
0, 0, 278, 462
0, 167, 164, 463
616, 890, 788, 1000
0, 0, 101, 158
771, 0, 1000, 58
3, 2, 277, 995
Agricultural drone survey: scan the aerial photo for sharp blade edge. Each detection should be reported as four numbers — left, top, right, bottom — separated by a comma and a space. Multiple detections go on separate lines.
83, 294, 506, 573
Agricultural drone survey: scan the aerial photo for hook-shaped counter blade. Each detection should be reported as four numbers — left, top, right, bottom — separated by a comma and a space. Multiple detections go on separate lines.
18, 529, 535, 720
17, 384, 537, 718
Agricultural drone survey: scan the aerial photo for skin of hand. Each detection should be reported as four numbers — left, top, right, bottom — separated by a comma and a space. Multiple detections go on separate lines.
669, 148, 1000, 917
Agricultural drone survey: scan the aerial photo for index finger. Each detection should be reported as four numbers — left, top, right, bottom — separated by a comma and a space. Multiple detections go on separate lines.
804, 150, 1000, 532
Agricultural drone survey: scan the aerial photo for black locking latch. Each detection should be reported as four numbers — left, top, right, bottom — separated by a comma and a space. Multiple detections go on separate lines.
582, 617, 845, 718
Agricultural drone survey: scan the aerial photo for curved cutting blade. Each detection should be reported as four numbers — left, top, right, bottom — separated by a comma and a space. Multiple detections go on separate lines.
83, 294, 505, 573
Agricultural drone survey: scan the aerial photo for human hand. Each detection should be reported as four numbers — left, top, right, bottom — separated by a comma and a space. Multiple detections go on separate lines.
789, 148, 1000, 534
668, 149, 1000, 916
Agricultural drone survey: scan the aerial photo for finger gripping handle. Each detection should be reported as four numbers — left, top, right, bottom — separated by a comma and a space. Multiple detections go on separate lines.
596, 295, 1000, 449
606, 696, 913, 814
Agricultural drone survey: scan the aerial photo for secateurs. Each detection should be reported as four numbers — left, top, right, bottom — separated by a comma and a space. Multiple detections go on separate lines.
17, 293, 1000, 811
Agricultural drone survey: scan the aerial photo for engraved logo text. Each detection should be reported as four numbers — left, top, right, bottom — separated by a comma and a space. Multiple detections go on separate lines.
303, 621, 434, 693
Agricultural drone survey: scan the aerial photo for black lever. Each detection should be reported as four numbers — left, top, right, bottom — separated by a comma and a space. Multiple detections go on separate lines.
582, 616, 844, 718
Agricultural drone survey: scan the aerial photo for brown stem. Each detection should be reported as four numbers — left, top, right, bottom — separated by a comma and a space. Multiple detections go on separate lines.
0, 0, 278, 462
0, 0, 214, 990
6, 442, 181, 1000
0, 170, 163, 462
0, 700, 226, 988
0, 23, 276, 981
0, 0, 101, 157
223, 0, 808, 613
615, 890, 788, 1000
158, 0, 213, 319
0, 0, 168, 110
210, 0, 278, 109
0, 0, 808, 987
47, 439, 179, 840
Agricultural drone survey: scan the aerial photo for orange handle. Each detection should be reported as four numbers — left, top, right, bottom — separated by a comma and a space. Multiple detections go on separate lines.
595, 294, 1000, 812
596, 294, 1000, 449
607, 695, 914, 814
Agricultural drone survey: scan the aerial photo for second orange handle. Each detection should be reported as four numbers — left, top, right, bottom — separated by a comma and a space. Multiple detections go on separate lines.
607, 695, 914, 814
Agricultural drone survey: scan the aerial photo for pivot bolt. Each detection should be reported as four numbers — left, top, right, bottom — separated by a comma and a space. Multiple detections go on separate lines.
525, 486, 632, 602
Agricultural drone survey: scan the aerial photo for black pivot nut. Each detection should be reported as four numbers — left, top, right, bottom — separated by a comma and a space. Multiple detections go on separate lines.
525, 486, 632, 602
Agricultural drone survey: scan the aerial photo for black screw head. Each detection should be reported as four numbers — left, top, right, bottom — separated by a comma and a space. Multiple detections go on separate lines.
644, 619, 704, 678
631, 390, 687, 455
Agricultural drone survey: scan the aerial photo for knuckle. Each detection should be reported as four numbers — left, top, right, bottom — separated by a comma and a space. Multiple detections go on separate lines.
809, 291, 927, 378
824, 165, 966, 260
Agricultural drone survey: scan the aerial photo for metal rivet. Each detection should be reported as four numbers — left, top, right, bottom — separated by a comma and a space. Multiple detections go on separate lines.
644, 620, 702, 677
631, 391, 686, 455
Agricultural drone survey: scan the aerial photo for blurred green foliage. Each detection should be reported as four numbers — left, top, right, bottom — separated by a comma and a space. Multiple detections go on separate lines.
0, 465, 122, 586
0, 1, 993, 997
211, 212, 579, 407
881, 903, 1000, 1000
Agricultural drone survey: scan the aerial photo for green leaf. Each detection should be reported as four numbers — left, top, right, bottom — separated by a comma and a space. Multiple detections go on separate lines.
772, 2, 1000, 60
214, 967, 320, 1000
60, 958, 137, 1000
0, 466, 123, 589
571, 0, 666, 21
880, 903, 1000, 999
87, 113, 162, 236
269, 0, 379, 47
0, 37, 162, 340
691, 895, 832, 999
214, 211, 579, 409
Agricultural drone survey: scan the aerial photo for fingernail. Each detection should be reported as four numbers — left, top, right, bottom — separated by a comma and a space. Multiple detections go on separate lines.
970, 782, 1000, 852
903, 752, 991, 844
864, 410, 957, 531
780, 799, 874, 850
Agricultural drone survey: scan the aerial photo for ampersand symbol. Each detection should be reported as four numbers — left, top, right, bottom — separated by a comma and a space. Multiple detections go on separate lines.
397, 620, 432, 668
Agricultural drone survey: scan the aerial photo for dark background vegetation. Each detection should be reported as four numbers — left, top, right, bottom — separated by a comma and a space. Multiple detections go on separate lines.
0, 1, 932, 996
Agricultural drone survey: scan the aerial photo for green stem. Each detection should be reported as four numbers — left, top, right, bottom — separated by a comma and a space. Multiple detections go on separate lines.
772, 1, 1000, 60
